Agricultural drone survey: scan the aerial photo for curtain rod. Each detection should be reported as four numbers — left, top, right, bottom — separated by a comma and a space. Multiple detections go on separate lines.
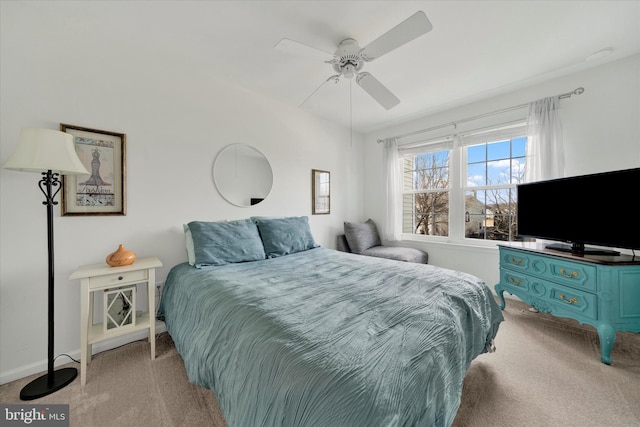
377, 87, 584, 143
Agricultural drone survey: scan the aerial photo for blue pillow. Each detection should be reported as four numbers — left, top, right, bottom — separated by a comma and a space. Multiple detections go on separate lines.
251, 216, 319, 258
188, 219, 266, 268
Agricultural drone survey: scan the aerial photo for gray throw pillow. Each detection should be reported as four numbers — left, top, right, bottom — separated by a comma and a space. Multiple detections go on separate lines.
344, 219, 381, 254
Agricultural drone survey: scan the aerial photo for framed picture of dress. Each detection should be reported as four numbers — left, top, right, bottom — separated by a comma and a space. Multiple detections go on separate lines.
60, 124, 126, 216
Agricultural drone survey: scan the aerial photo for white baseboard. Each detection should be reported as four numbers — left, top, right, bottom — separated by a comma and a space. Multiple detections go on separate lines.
0, 320, 167, 386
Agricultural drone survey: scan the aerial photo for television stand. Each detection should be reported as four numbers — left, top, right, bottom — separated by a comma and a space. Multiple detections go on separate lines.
495, 244, 640, 364
545, 242, 620, 256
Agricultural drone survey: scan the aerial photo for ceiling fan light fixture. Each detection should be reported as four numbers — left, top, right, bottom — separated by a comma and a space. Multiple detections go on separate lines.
332, 38, 364, 78
337, 63, 359, 79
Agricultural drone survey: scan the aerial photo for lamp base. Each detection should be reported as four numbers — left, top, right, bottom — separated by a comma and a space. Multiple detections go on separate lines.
19, 367, 78, 401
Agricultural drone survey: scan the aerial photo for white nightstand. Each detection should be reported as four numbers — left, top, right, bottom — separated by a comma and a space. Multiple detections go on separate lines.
70, 256, 163, 386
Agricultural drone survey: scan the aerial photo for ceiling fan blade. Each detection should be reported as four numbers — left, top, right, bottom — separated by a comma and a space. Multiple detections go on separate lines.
299, 75, 341, 107
356, 72, 400, 110
274, 38, 335, 62
361, 11, 432, 61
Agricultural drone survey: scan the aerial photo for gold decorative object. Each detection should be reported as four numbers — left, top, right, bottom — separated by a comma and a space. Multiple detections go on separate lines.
106, 244, 136, 267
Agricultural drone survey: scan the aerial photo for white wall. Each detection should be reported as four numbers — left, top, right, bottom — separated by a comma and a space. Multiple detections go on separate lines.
363, 54, 640, 284
0, 15, 364, 383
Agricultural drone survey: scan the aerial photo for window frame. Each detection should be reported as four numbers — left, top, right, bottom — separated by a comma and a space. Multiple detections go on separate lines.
398, 122, 527, 247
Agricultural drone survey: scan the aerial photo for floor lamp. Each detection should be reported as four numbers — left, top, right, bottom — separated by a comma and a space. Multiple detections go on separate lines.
2, 128, 89, 400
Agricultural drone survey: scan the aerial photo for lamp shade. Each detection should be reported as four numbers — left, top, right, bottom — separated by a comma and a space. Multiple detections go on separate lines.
2, 128, 89, 175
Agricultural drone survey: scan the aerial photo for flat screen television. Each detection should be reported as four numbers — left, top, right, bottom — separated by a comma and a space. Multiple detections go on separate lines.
516, 167, 640, 255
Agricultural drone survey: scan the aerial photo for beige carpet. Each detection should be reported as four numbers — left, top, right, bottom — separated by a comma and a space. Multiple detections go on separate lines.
453, 300, 640, 427
1, 299, 639, 426
0, 333, 226, 426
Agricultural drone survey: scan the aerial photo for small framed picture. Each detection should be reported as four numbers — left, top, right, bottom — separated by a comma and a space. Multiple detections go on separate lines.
312, 169, 330, 215
60, 124, 126, 216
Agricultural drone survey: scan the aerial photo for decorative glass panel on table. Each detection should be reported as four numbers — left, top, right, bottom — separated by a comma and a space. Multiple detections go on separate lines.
104, 286, 136, 332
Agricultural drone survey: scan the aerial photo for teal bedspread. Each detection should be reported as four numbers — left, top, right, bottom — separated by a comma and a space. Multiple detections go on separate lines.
159, 247, 503, 427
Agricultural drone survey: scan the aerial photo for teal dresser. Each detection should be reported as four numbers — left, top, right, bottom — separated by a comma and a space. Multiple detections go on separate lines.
495, 244, 640, 364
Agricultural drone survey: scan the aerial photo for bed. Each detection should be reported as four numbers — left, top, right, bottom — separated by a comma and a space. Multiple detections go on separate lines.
159, 217, 503, 427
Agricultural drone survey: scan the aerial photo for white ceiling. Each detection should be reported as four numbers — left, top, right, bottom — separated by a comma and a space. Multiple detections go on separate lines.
6, 1, 640, 134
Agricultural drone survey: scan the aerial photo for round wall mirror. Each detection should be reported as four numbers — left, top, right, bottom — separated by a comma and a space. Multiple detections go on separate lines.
212, 143, 273, 207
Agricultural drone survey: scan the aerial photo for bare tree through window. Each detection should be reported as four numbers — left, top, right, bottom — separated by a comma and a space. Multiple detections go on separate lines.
403, 150, 449, 236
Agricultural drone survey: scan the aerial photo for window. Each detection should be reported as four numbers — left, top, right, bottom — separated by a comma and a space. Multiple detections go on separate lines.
464, 136, 526, 241
402, 150, 450, 236
399, 123, 527, 244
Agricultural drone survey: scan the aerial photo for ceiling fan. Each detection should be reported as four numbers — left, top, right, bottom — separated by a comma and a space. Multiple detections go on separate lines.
275, 11, 433, 110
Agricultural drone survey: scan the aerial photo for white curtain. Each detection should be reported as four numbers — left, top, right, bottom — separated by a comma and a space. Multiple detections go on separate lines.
525, 96, 564, 182
382, 137, 402, 241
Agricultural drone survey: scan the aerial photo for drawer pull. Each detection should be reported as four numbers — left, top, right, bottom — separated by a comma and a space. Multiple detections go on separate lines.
559, 268, 578, 279
509, 257, 524, 265
559, 293, 578, 304
509, 276, 523, 286
118, 276, 124, 281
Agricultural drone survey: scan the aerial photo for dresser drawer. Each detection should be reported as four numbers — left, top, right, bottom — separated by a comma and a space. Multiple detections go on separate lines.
547, 259, 596, 292
89, 269, 148, 288
500, 248, 596, 292
546, 283, 598, 320
500, 270, 531, 292
501, 248, 546, 276
499, 269, 597, 320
